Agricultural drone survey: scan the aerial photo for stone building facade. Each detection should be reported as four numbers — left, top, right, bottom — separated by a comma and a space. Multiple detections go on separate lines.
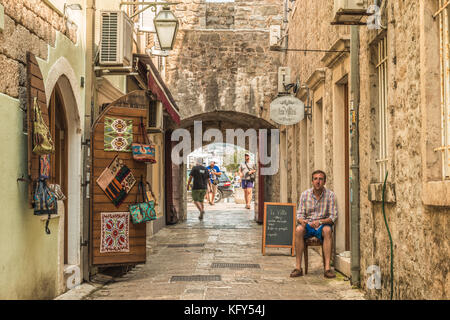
167, 0, 284, 120
284, 0, 449, 299
165, 0, 286, 214
0, 0, 85, 299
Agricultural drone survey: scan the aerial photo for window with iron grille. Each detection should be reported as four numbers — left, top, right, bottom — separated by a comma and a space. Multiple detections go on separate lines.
375, 36, 389, 182
436, 0, 450, 179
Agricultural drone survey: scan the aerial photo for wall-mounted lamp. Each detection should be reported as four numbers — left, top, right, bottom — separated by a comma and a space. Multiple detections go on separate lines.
154, 6, 179, 51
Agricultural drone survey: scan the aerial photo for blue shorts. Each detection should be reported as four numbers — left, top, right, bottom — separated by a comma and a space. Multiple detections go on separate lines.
241, 180, 254, 189
304, 224, 332, 243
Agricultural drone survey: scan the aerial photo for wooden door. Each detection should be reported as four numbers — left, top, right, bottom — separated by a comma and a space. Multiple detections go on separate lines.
90, 91, 149, 266
48, 86, 69, 263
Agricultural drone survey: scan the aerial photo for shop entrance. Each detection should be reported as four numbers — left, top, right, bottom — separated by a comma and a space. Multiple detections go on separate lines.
48, 85, 69, 263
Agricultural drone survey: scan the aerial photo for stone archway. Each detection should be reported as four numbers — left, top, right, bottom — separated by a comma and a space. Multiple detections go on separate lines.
170, 111, 280, 224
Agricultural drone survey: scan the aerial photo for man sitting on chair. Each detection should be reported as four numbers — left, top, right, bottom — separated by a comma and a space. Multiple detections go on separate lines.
290, 170, 338, 279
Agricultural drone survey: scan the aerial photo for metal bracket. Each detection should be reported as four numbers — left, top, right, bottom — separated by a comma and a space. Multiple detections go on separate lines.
17, 174, 32, 183
81, 138, 90, 146
120, 1, 180, 19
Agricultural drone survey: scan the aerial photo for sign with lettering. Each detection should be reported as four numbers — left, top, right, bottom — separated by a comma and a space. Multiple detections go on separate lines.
262, 202, 296, 256
270, 95, 305, 126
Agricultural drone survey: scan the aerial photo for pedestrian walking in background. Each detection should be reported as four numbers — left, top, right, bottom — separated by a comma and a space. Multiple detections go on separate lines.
239, 153, 256, 209
187, 158, 210, 220
207, 159, 222, 205
290, 170, 338, 279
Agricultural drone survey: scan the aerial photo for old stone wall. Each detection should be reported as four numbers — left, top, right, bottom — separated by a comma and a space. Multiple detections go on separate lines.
0, 0, 78, 300
167, 0, 284, 121
0, 0, 76, 102
358, 0, 449, 300
285, 0, 449, 299
284, 0, 349, 199
165, 0, 285, 203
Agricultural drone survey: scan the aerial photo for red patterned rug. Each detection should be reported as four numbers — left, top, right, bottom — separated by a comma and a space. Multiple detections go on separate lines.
100, 212, 130, 253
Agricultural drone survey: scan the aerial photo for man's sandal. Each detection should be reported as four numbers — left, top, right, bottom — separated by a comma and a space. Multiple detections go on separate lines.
324, 269, 336, 278
290, 268, 303, 278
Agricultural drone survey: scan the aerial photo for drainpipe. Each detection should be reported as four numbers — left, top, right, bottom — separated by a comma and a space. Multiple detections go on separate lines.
350, 25, 361, 287
283, 0, 289, 50
81, 0, 96, 282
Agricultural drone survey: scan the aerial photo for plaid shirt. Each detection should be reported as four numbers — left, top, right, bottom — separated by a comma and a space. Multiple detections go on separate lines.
297, 188, 338, 223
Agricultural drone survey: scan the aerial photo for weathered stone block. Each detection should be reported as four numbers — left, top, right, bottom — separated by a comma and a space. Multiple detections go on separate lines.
0, 54, 20, 97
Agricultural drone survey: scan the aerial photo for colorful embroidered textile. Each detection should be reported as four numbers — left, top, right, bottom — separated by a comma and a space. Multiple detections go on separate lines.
104, 117, 133, 152
100, 212, 130, 253
96, 156, 136, 207
39, 155, 51, 179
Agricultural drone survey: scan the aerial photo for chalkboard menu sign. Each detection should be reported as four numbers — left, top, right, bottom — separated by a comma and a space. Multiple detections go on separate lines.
262, 203, 296, 256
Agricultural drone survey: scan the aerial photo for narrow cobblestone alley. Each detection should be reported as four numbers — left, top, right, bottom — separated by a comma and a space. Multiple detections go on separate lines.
84, 201, 365, 300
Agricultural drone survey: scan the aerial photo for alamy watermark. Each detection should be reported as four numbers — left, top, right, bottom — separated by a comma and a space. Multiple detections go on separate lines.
66, 265, 81, 290
366, 265, 382, 290
171, 121, 280, 175
367, 4, 383, 30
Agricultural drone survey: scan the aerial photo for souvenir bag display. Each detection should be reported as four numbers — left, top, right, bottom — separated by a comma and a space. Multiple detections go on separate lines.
32, 97, 55, 155
131, 118, 156, 163
33, 155, 58, 234
145, 181, 158, 206
96, 155, 136, 207
104, 116, 133, 152
129, 177, 157, 224
48, 183, 66, 201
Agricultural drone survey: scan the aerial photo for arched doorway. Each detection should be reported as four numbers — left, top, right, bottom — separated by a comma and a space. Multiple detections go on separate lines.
168, 111, 280, 224
48, 84, 69, 263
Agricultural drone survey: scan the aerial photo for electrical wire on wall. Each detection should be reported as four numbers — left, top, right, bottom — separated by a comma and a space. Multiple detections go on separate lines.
382, 171, 394, 300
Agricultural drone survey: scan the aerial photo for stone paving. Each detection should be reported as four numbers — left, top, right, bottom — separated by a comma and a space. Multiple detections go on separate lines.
84, 201, 365, 300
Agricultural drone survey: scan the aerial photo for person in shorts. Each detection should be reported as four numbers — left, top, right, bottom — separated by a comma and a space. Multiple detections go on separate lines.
239, 153, 256, 209
187, 158, 210, 220
290, 170, 338, 279
206, 159, 222, 205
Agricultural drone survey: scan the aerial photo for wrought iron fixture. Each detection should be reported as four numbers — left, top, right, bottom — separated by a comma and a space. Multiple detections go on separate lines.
120, 1, 180, 51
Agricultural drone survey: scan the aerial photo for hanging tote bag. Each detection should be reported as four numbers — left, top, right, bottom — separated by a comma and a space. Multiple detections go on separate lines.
33, 178, 58, 234
145, 181, 158, 206
128, 177, 157, 224
131, 118, 156, 163
32, 97, 55, 155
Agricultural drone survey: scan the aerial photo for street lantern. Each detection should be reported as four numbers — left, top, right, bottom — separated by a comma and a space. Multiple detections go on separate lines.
153, 6, 179, 51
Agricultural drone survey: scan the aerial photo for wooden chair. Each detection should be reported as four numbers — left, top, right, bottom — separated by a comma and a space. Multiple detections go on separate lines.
303, 225, 335, 274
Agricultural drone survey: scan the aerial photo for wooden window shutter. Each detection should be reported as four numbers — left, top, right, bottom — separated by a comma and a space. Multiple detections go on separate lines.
26, 52, 49, 207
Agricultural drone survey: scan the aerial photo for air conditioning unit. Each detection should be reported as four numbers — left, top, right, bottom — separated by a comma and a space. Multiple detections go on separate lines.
99, 11, 133, 66
332, 0, 369, 25
147, 100, 163, 130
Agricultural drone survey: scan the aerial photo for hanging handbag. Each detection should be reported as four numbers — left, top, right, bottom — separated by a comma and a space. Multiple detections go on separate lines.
131, 118, 156, 163
145, 181, 158, 206
33, 178, 58, 234
245, 163, 256, 182
128, 177, 157, 224
48, 183, 66, 201
32, 97, 55, 155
